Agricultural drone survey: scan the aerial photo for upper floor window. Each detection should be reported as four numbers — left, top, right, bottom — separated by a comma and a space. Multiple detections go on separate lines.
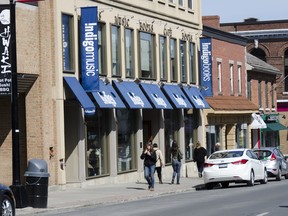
179, 0, 184, 7
169, 0, 175, 3
217, 61, 222, 93
170, 38, 177, 82
258, 81, 262, 108
265, 81, 269, 108
125, 28, 134, 78
159, 36, 167, 80
62, 14, 74, 72
237, 65, 242, 95
98, 22, 106, 75
180, 40, 187, 82
271, 82, 275, 108
247, 78, 251, 100
284, 49, 288, 92
229, 64, 234, 95
189, 42, 195, 83
111, 25, 121, 76
188, 0, 193, 9
139, 32, 156, 79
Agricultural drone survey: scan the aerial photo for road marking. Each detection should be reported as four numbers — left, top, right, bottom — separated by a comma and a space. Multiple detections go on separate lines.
256, 212, 269, 216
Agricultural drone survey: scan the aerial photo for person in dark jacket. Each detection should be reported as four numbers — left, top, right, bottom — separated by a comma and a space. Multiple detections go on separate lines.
193, 141, 207, 178
140, 142, 157, 191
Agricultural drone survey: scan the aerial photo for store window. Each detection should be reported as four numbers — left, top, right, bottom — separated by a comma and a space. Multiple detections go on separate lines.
139, 32, 155, 79
125, 28, 134, 78
111, 25, 121, 76
98, 22, 106, 75
86, 110, 109, 178
189, 42, 196, 83
164, 110, 180, 164
236, 123, 247, 148
180, 40, 187, 82
117, 109, 137, 173
170, 38, 177, 82
159, 35, 167, 80
184, 109, 198, 161
62, 14, 74, 72
206, 125, 222, 156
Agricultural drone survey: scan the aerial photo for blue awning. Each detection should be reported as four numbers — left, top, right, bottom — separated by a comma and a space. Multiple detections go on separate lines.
140, 83, 173, 109
161, 84, 193, 109
182, 86, 210, 109
91, 80, 126, 109
113, 80, 152, 109
63, 77, 95, 115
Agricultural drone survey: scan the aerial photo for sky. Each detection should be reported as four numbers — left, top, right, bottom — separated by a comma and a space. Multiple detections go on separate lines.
202, 0, 288, 23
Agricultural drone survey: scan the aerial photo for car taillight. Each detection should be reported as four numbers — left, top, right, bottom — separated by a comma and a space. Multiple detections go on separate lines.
231, 159, 248, 165
270, 153, 276, 161
204, 163, 214, 168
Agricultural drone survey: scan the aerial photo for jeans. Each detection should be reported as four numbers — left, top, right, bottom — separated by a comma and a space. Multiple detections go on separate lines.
172, 159, 181, 183
144, 165, 156, 188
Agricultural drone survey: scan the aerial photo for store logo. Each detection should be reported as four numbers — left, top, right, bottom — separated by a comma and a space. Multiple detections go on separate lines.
172, 93, 187, 107
128, 92, 144, 107
98, 91, 117, 107
152, 93, 167, 108
192, 95, 205, 107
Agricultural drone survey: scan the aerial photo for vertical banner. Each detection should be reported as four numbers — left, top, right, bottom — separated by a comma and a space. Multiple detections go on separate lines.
199, 37, 213, 97
0, 6, 11, 95
80, 7, 99, 92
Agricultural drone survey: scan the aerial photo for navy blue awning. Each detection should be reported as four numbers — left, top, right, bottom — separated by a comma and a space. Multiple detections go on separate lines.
113, 80, 152, 109
161, 84, 193, 109
91, 80, 126, 109
140, 83, 173, 109
63, 77, 95, 115
182, 86, 210, 109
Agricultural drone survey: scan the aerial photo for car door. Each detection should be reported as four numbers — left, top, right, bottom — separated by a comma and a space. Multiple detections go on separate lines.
247, 150, 262, 179
277, 149, 288, 174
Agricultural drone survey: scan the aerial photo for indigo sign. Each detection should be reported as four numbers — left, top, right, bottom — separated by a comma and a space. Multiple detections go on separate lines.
0, 6, 11, 95
200, 37, 213, 97
80, 7, 99, 92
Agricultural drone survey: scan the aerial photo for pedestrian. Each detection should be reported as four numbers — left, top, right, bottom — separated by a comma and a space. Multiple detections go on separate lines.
214, 142, 221, 152
140, 142, 157, 191
170, 140, 182, 185
193, 141, 207, 178
153, 143, 164, 184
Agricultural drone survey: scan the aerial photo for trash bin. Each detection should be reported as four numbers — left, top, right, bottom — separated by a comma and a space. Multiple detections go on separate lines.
24, 159, 50, 208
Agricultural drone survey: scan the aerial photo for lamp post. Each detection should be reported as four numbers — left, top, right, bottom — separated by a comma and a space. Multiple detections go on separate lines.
9, 0, 28, 208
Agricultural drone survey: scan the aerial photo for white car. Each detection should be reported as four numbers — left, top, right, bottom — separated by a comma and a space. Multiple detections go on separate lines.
203, 149, 268, 189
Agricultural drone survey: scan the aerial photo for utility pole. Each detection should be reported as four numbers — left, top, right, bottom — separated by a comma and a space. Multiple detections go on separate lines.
9, 0, 28, 208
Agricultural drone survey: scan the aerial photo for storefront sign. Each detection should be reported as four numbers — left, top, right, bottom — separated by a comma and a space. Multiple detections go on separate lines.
0, 6, 11, 95
199, 37, 213, 97
80, 7, 99, 92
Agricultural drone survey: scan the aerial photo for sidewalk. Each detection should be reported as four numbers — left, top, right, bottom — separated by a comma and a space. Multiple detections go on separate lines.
16, 177, 204, 215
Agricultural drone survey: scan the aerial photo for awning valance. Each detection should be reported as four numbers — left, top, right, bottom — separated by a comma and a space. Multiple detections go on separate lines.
263, 122, 288, 131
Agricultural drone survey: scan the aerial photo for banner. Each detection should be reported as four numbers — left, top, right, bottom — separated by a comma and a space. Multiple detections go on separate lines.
199, 37, 213, 97
0, 6, 11, 95
80, 7, 99, 92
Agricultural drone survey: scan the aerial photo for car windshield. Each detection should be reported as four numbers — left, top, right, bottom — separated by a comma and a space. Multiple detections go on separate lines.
253, 150, 272, 159
209, 151, 244, 159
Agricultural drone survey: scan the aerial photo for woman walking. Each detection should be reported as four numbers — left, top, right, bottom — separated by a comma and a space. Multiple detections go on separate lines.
170, 140, 182, 185
193, 141, 207, 178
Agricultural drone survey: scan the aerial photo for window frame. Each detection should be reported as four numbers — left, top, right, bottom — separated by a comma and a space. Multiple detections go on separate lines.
180, 40, 187, 83
98, 22, 106, 76
111, 25, 121, 77
125, 28, 135, 78
159, 35, 167, 80
170, 38, 178, 82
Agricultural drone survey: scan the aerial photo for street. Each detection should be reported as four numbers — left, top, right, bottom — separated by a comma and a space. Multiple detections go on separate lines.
39, 179, 288, 216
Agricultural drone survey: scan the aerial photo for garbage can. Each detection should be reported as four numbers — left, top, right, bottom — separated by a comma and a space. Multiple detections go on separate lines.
24, 159, 50, 208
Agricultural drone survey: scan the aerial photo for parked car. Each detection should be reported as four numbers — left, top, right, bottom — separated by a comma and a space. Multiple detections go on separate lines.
253, 147, 288, 181
0, 183, 15, 216
203, 149, 267, 189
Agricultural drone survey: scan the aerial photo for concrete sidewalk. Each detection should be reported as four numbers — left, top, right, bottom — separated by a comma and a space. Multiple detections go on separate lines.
16, 177, 204, 215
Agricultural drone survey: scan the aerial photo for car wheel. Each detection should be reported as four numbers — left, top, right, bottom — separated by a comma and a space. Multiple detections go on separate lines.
260, 170, 268, 184
285, 172, 288, 179
1, 194, 14, 216
205, 183, 214, 190
247, 171, 255, 186
276, 169, 282, 181
221, 182, 229, 188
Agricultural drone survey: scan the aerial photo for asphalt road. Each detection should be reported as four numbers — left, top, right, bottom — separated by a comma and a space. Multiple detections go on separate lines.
40, 179, 288, 216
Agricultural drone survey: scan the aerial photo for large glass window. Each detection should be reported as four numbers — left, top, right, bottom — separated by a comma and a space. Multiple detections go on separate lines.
164, 110, 180, 164
117, 109, 137, 173
62, 14, 74, 72
139, 32, 155, 79
184, 109, 198, 161
180, 40, 187, 82
206, 125, 222, 156
111, 25, 121, 76
86, 110, 109, 178
236, 123, 247, 148
189, 42, 195, 83
125, 28, 134, 78
98, 22, 106, 75
170, 38, 177, 82
159, 36, 167, 80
